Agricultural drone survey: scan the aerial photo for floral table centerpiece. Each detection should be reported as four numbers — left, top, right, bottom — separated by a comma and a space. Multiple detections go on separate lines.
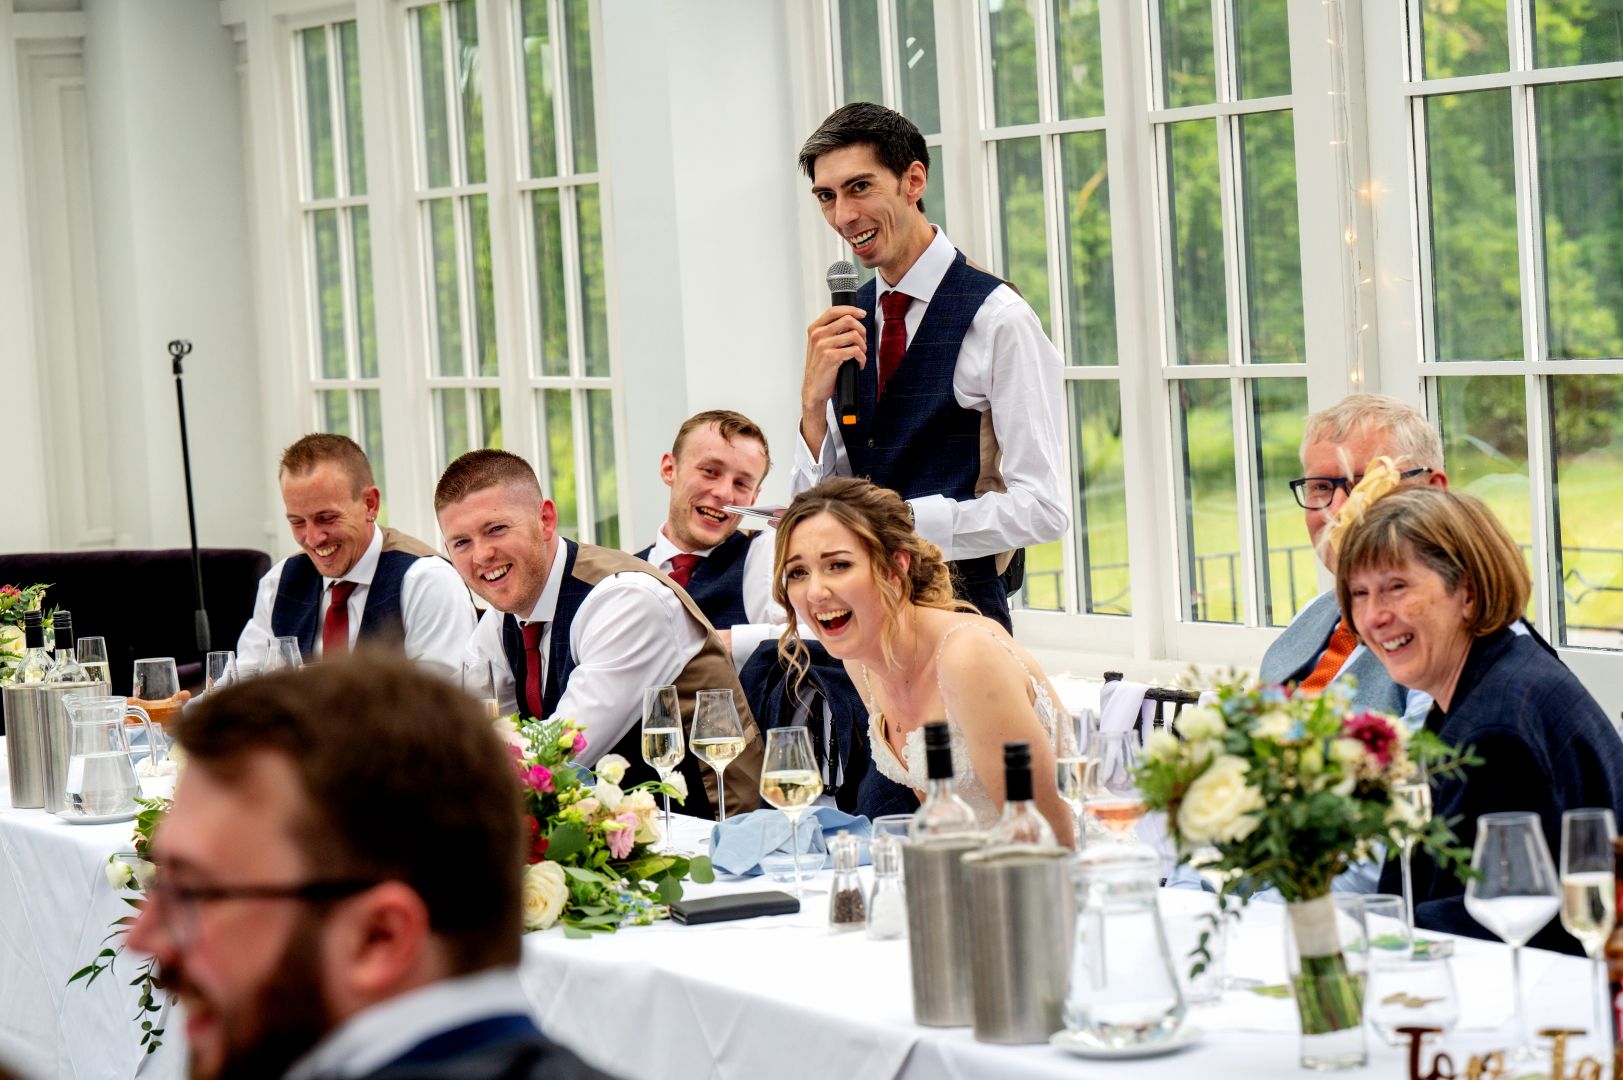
500, 714, 713, 935
1134, 680, 1476, 1069
0, 583, 51, 683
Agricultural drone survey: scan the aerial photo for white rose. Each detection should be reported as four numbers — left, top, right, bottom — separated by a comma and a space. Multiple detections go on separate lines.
1177, 755, 1265, 846
1178, 705, 1226, 743
1145, 729, 1181, 763
595, 754, 630, 785
1329, 738, 1365, 768
521, 861, 569, 931
625, 789, 659, 843
666, 772, 688, 802
1253, 709, 1294, 743
105, 858, 134, 890
130, 858, 157, 890
593, 780, 624, 813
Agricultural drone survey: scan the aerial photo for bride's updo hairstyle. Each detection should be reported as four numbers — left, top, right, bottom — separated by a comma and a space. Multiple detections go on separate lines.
773, 477, 969, 683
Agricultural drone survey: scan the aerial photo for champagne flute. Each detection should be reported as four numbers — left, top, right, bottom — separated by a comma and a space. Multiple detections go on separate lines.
1053, 708, 1095, 840
641, 685, 685, 848
1560, 809, 1617, 1045
74, 636, 111, 686
1083, 731, 1147, 843
1393, 759, 1433, 931
461, 659, 500, 718
270, 635, 305, 671
1463, 812, 1561, 1064
690, 689, 745, 821
205, 650, 238, 693
759, 726, 822, 897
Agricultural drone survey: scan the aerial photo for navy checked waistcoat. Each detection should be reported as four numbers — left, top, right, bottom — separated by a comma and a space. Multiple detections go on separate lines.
271, 549, 419, 659
632, 530, 754, 630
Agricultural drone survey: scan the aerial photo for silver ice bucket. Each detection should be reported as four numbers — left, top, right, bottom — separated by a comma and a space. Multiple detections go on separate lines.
963, 845, 1074, 1044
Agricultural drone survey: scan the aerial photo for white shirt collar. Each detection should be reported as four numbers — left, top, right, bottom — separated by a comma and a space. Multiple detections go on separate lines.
648, 525, 717, 567
522, 538, 569, 625
327, 525, 382, 590
283, 967, 533, 1080
877, 224, 953, 304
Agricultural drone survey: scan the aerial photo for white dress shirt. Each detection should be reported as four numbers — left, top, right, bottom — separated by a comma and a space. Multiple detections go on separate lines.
237, 526, 476, 675
284, 967, 534, 1080
464, 539, 707, 762
644, 526, 785, 670
792, 226, 1070, 561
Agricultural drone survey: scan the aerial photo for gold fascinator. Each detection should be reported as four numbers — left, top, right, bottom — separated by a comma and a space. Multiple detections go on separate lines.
1316, 456, 1405, 563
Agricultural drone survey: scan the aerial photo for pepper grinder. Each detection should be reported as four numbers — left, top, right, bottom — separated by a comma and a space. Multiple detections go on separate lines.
827, 830, 867, 932
866, 832, 906, 939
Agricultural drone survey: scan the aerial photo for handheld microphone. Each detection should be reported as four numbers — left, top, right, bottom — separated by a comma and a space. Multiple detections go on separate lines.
826, 261, 861, 427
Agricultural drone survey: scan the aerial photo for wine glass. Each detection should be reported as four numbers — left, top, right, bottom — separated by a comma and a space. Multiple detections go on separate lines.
132, 657, 182, 757
1084, 730, 1146, 844
1463, 811, 1561, 1064
759, 726, 822, 897
461, 659, 499, 718
1560, 809, 1617, 1046
74, 636, 111, 686
1054, 708, 1096, 840
1392, 759, 1432, 931
269, 636, 304, 672
205, 650, 238, 693
641, 685, 685, 848
690, 689, 745, 821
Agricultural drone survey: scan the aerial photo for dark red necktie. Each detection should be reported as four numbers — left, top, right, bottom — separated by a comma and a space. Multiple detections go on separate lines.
877, 291, 913, 398
322, 581, 358, 658
668, 552, 702, 588
522, 621, 546, 718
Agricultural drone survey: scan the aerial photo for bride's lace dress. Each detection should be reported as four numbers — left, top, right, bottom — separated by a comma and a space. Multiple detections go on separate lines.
862, 623, 1059, 826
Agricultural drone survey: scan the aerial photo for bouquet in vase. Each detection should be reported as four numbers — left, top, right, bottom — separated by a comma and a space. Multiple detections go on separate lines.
0, 583, 50, 683
499, 714, 712, 935
1134, 679, 1476, 1067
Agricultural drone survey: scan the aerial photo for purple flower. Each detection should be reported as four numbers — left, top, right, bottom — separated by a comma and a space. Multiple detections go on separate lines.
524, 764, 555, 793
606, 812, 638, 858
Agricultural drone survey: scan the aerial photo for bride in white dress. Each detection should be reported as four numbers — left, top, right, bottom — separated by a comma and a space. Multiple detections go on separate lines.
772, 478, 1074, 844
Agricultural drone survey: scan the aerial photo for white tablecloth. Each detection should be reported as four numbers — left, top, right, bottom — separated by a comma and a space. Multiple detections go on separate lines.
0, 742, 1601, 1080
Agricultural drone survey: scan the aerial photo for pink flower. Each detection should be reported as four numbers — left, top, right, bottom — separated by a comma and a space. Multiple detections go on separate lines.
572, 731, 588, 755
0, 586, 18, 599
524, 764, 555, 793
1342, 712, 1399, 768
606, 812, 638, 858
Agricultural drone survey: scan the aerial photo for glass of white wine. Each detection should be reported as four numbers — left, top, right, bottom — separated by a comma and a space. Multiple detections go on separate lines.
461, 659, 500, 718
1392, 759, 1432, 931
759, 726, 822, 898
1560, 808, 1616, 1047
1054, 708, 1095, 840
641, 685, 685, 848
690, 688, 745, 821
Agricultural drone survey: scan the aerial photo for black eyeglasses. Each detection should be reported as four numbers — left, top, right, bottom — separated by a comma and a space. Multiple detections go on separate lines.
1288, 467, 1432, 510
146, 877, 380, 948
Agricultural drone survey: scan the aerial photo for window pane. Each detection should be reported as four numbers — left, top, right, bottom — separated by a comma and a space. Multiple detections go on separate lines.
1425, 90, 1521, 361
337, 21, 367, 196
563, 0, 597, 173
994, 137, 1050, 337
312, 210, 347, 379
1159, 0, 1215, 109
1017, 541, 1065, 611
356, 388, 385, 494
519, 0, 558, 178
1435, 376, 1533, 576
586, 388, 619, 548
1166, 119, 1227, 364
320, 389, 350, 437
1232, 0, 1291, 100
1071, 380, 1130, 615
415, 5, 452, 189
838, 0, 884, 104
479, 386, 503, 449
1053, 0, 1105, 119
540, 389, 579, 536
1550, 374, 1623, 648
452, 0, 485, 185
531, 189, 568, 376
469, 195, 497, 376
351, 209, 378, 379
988, 0, 1039, 127
1421, 0, 1510, 79
1537, 79, 1623, 360
895, 0, 942, 134
426, 197, 463, 376
927, 144, 948, 228
577, 184, 610, 377
1252, 379, 1312, 627
301, 27, 336, 200
1240, 110, 1304, 363
435, 388, 472, 470
1174, 379, 1243, 623
1534, 0, 1623, 67
1059, 130, 1116, 366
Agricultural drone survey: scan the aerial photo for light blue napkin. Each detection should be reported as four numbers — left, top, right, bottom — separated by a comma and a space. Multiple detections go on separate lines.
709, 807, 873, 876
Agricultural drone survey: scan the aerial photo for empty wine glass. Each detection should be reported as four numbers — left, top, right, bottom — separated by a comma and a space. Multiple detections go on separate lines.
205, 650, 238, 693
1084, 730, 1146, 844
1560, 809, 1617, 1046
74, 636, 111, 687
759, 726, 822, 897
269, 636, 304, 672
690, 689, 745, 821
461, 659, 499, 718
641, 685, 685, 847
1463, 812, 1560, 1064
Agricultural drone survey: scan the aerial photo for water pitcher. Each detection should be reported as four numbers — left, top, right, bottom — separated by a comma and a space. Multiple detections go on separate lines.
61, 696, 156, 819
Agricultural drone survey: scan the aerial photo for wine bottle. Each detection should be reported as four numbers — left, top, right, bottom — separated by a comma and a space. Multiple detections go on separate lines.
910, 721, 978, 839
16, 611, 52, 684
45, 611, 91, 683
990, 741, 1057, 846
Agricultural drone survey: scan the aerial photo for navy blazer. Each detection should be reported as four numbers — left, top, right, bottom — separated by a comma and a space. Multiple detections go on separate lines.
1378, 627, 1623, 955
358, 1014, 618, 1080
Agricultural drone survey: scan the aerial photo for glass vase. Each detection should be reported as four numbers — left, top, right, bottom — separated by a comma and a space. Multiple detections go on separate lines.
1284, 893, 1368, 1070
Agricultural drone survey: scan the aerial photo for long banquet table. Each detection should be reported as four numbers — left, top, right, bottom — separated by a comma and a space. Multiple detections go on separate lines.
0, 742, 1603, 1080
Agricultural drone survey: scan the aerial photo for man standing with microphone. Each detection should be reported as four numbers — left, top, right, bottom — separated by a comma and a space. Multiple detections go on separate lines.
795, 103, 1068, 631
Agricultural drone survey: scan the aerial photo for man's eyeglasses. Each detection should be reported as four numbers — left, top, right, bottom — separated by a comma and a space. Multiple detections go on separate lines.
145, 877, 379, 948
1288, 467, 1432, 510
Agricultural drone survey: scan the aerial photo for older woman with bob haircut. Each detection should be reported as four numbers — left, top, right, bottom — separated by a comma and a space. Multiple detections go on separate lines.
1334, 479, 1623, 955
773, 477, 1074, 844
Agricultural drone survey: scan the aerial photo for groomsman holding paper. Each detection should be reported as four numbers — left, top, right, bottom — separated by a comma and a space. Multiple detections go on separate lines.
437, 449, 762, 820
634, 410, 786, 672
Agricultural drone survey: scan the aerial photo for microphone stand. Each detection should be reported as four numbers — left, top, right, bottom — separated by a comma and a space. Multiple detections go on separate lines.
170, 340, 210, 653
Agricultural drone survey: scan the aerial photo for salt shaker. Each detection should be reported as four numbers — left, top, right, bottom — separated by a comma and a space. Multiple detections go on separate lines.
866, 831, 906, 939
828, 830, 867, 932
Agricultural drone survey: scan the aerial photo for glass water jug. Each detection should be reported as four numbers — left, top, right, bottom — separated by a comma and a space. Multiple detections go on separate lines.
61, 695, 158, 819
